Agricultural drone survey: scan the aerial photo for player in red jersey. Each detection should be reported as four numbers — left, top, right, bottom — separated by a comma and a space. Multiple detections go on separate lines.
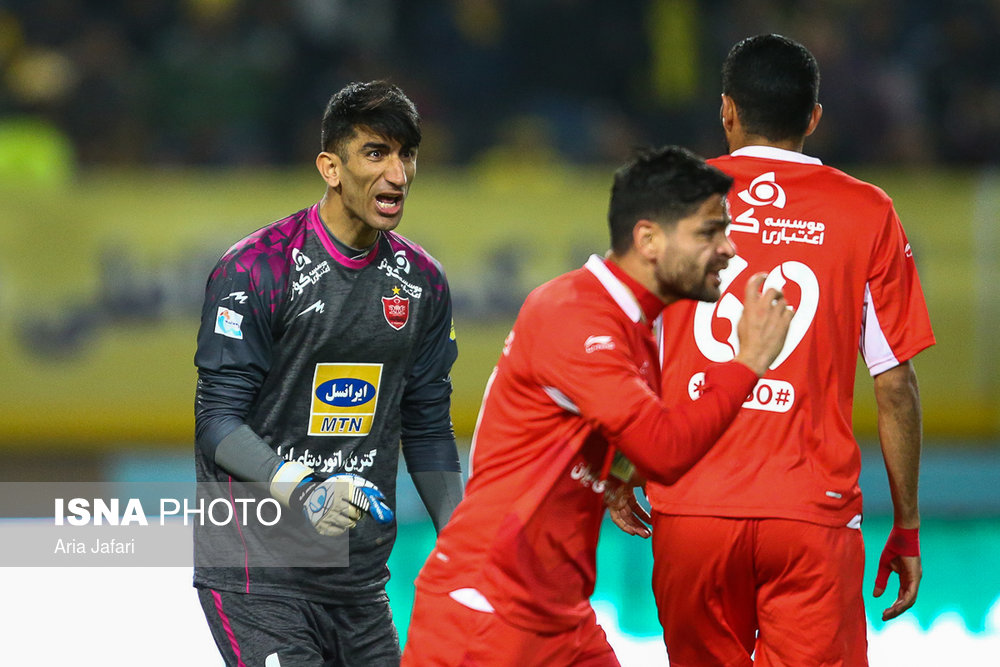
614, 35, 935, 666
401, 145, 794, 666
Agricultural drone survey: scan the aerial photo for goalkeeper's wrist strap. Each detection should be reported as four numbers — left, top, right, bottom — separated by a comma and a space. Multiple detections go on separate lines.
270, 460, 316, 507
887, 526, 920, 556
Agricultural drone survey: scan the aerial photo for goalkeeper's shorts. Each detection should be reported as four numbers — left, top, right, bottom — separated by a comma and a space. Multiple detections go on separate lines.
198, 586, 400, 667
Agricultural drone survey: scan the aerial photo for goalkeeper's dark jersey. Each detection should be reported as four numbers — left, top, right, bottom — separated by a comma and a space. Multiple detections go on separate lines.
193, 203, 458, 603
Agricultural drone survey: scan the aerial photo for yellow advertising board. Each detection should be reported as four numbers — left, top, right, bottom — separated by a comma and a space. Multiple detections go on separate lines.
0, 165, 995, 449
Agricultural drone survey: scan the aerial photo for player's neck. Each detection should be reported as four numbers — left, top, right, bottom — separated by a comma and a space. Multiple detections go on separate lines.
722, 96, 814, 155
606, 252, 676, 308
727, 133, 806, 154
317, 194, 381, 249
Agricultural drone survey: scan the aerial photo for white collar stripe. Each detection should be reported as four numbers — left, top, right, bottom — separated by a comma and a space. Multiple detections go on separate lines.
730, 145, 823, 165
584, 255, 642, 323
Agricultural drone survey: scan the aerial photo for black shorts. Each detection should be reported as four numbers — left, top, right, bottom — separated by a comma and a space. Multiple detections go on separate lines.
198, 587, 401, 667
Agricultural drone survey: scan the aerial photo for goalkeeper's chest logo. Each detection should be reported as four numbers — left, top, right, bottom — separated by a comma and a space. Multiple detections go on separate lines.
381, 287, 410, 330
309, 363, 383, 436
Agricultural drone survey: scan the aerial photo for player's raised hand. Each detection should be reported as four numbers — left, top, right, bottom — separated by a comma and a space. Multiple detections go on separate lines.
734, 272, 794, 376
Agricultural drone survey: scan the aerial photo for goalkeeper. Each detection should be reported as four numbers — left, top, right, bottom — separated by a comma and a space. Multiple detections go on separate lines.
192, 81, 463, 667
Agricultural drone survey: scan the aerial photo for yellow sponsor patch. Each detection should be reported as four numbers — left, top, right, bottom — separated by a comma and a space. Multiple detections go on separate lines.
308, 363, 383, 436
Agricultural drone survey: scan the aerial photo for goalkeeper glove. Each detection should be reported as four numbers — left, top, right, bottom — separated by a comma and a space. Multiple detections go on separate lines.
328, 473, 394, 525
270, 461, 362, 536
270, 462, 394, 536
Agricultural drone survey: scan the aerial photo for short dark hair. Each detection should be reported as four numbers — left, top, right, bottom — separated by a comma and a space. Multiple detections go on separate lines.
608, 145, 733, 253
320, 80, 421, 157
722, 34, 819, 142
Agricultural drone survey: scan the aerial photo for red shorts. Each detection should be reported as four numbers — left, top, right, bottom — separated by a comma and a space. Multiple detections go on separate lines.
401, 588, 620, 667
650, 514, 868, 667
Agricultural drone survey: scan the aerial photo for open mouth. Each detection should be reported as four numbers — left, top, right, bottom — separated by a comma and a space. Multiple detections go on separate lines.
707, 260, 729, 285
375, 194, 403, 215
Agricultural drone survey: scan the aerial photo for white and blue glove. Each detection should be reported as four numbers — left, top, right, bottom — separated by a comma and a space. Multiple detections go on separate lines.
330, 473, 394, 525
270, 462, 392, 536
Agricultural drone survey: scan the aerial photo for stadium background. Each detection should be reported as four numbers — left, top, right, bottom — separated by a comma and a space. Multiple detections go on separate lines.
0, 1, 998, 664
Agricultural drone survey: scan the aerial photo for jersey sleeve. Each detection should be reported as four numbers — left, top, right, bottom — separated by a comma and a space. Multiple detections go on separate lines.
399, 268, 460, 473
527, 299, 758, 485
860, 204, 935, 375
194, 250, 280, 459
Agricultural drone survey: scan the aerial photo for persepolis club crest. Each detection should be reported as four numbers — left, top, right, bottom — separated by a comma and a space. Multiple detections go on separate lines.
381, 287, 409, 330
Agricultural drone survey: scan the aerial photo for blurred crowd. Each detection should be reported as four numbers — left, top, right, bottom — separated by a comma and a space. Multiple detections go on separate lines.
1, 0, 998, 169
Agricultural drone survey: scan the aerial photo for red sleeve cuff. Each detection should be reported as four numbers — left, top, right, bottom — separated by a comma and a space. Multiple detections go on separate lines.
706, 360, 760, 396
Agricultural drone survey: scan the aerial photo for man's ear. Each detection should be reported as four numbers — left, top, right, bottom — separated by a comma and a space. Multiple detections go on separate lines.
632, 219, 661, 261
316, 151, 341, 188
804, 103, 823, 137
720, 94, 738, 133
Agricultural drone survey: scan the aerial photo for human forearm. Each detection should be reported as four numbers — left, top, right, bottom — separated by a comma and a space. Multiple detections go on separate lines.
194, 363, 260, 452
613, 273, 789, 482
872, 361, 925, 622
195, 368, 282, 482
212, 424, 284, 483
402, 431, 463, 533
874, 361, 922, 528
411, 470, 464, 533
616, 361, 758, 485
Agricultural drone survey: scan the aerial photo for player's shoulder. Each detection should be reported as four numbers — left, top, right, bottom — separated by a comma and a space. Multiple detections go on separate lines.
218, 207, 311, 268
815, 164, 893, 208
526, 265, 596, 302
206, 208, 311, 290
383, 231, 449, 284
519, 266, 617, 328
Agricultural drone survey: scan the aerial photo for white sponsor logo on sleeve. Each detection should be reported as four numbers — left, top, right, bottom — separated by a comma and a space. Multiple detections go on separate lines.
214, 307, 244, 340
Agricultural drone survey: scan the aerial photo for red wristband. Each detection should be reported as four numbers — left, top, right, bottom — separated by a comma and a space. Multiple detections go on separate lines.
886, 526, 920, 557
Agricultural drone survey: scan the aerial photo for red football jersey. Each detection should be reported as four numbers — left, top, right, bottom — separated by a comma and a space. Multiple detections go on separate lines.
415, 256, 758, 633
646, 146, 936, 527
